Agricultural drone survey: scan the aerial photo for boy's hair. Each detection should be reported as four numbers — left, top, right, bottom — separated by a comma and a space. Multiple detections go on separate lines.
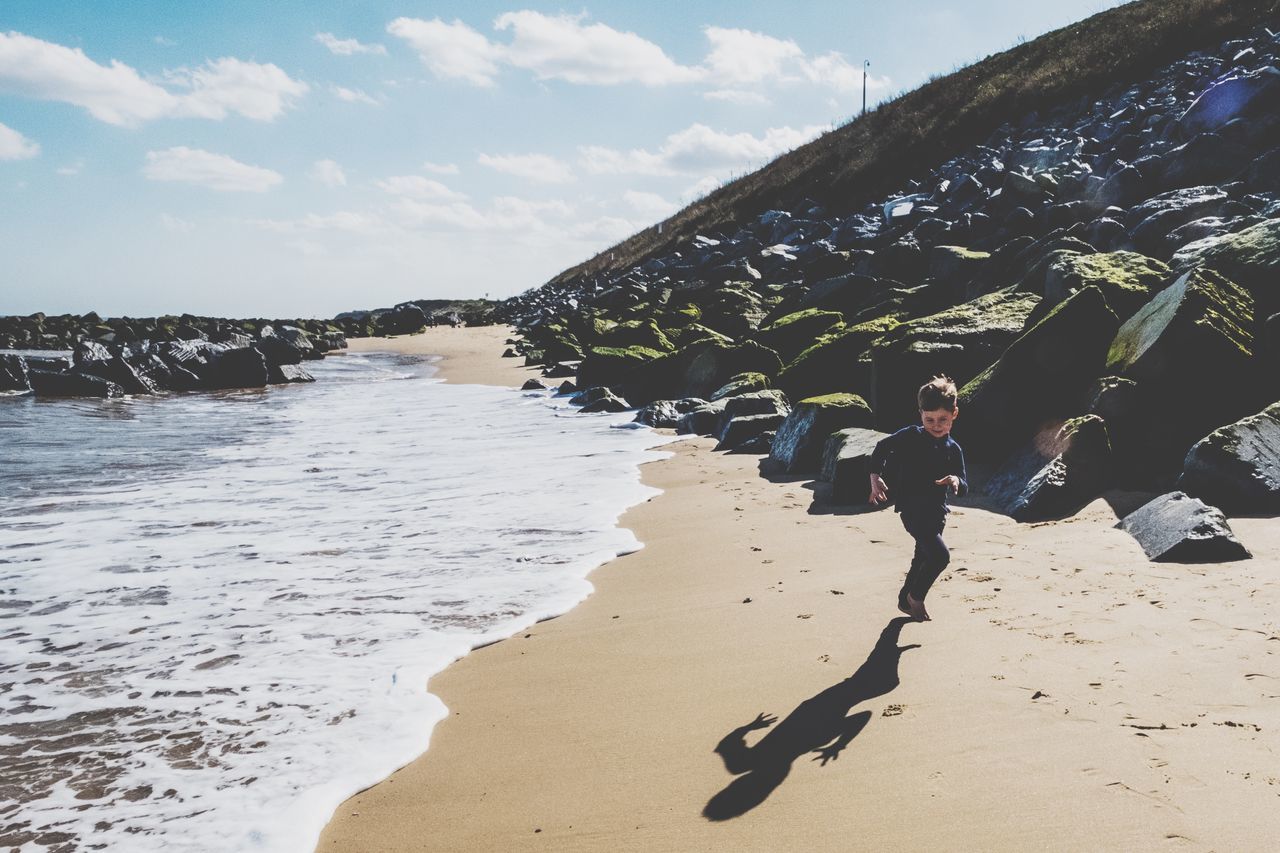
918, 375, 958, 412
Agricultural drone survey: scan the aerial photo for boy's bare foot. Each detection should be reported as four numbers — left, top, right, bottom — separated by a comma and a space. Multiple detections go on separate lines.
906, 593, 931, 622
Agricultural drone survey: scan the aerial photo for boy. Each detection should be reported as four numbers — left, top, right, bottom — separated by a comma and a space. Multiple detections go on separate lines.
867, 375, 968, 622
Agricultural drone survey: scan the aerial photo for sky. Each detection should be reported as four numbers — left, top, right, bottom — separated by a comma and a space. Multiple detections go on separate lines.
0, 0, 1127, 318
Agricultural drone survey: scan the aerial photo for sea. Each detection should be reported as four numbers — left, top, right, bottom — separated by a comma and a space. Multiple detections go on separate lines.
0, 350, 672, 852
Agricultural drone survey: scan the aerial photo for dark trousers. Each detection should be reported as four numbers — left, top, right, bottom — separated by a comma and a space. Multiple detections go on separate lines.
898, 510, 950, 606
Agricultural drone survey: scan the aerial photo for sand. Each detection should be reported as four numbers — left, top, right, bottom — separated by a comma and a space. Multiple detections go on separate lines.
319, 331, 1280, 851
345, 326, 541, 388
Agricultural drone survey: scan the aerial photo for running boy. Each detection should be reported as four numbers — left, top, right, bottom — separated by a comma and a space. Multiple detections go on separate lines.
867, 375, 968, 622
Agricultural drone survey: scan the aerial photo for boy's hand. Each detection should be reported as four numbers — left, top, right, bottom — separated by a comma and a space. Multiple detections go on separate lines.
935, 474, 960, 493
868, 473, 889, 506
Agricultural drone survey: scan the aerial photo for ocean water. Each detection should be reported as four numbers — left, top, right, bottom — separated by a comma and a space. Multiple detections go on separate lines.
0, 351, 671, 852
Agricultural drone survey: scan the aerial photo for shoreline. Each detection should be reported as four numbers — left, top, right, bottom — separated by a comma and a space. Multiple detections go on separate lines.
320, 330, 1280, 851
345, 325, 539, 388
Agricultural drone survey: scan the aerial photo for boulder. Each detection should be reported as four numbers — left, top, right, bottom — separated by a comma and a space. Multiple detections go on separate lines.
268, 364, 316, 384
676, 400, 729, 435
749, 309, 844, 364
819, 427, 892, 504
929, 246, 990, 297
1117, 491, 1250, 562
709, 372, 771, 401
1, 354, 30, 393
767, 393, 874, 475
577, 345, 666, 391
521, 378, 549, 391
623, 340, 783, 407
1160, 132, 1250, 191
570, 386, 617, 406
213, 346, 269, 389
869, 289, 1041, 431
1106, 267, 1257, 454
594, 319, 675, 353
983, 415, 1112, 522
958, 286, 1119, 456
634, 398, 707, 428
580, 391, 630, 414
735, 430, 777, 454
1177, 66, 1280, 137
775, 315, 899, 401
1036, 251, 1170, 323
1170, 217, 1280, 329
78, 354, 160, 395
377, 303, 429, 336
72, 340, 111, 365
716, 413, 787, 451
557, 380, 577, 395
1178, 401, 1280, 513
28, 369, 124, 398
257, 331, 306, 366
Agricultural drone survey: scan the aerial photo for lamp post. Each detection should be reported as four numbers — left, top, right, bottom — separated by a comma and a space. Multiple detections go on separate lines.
863, 59, 870, 116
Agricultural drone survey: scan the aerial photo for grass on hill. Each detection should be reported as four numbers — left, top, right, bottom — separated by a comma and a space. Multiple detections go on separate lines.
548, 0, 1279, 288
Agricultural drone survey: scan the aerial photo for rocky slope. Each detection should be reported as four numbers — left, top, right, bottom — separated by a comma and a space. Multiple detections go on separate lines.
503, 17, 1280, 554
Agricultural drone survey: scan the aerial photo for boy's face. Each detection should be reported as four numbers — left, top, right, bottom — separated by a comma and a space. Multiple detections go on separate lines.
920, 406, 958, 439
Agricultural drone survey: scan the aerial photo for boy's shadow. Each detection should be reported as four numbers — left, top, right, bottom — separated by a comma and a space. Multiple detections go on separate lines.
703, 617, 918, 821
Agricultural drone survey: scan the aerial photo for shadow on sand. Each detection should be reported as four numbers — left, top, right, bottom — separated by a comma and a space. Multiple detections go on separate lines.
703, 617, 918, 821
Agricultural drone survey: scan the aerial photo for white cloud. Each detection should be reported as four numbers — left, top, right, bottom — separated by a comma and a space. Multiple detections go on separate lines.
165, 57, 309, 121
153, 35, 177, 47
0, 32, 307, 126
391, 195, 572, 232
160, 213, 195, 233
387, 17, 503, 87
331, 84, 379, 105
422, 160, 459, 175
252, 211, 387, 235
800, 53, 890, 95
703, 89, 770, 106
494, 11, 700, 86
580, 122, 825, 177
477, 152, 574, 183
0, 121, 39, 160
143, 147, 283, 192
314, 32, 388, 56
56, 159, 84, 175
623, 190, 677, 220
702, 27, 802, 85
683, 175, 724, 200
310, 159, 347, 187
568, 215, 636, 243
376, 174, 466, 200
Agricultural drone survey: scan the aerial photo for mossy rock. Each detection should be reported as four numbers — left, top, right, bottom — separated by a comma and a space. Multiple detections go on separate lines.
1035, 251, 1172, 323
819, 427, 893, 504
1170, 217, 1280, 325
930, 245, 991, 296
775, 315, 900, 401
957, 285, 1119, 457
869, 289, 1041, 430
667, 323, 732, 348
577, 345, 667, 390
710, 372, 771, 400
596, 319, 675, 353
1105, 267, 1259, 475
767, 393, 874, 475
749, 309, 845, 363
622, 340, 783, 406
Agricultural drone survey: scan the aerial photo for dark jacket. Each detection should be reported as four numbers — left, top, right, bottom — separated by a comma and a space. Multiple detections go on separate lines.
868, 425, 968, 515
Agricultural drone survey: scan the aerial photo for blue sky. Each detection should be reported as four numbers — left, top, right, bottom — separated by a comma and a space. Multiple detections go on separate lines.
1, 0, 1125, 317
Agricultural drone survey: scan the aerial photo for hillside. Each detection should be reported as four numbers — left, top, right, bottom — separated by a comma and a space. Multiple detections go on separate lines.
548, 0, 1279, 286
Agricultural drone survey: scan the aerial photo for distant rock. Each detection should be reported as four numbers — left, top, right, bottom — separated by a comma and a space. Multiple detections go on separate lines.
522, 378, 549, 391
709, 372, 771, 401
1177, 66, 1280, 137
716, 413, 787, 451
1118, 491, 1250, 562
634, 398, 706, 428
268, 364, 316, 384
579, 390, 630, 413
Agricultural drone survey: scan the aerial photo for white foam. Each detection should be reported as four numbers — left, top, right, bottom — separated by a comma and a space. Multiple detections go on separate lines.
0, 352, 671, 852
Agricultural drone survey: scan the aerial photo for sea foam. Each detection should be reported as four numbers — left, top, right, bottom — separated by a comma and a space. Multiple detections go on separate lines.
0, 351, 672, 852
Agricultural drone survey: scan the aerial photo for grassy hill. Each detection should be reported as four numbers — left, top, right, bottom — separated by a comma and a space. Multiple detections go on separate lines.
548, 0, 1279, 287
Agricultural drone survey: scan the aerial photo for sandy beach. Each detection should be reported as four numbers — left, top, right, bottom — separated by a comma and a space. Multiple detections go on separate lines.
320, 328, 1280, 851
